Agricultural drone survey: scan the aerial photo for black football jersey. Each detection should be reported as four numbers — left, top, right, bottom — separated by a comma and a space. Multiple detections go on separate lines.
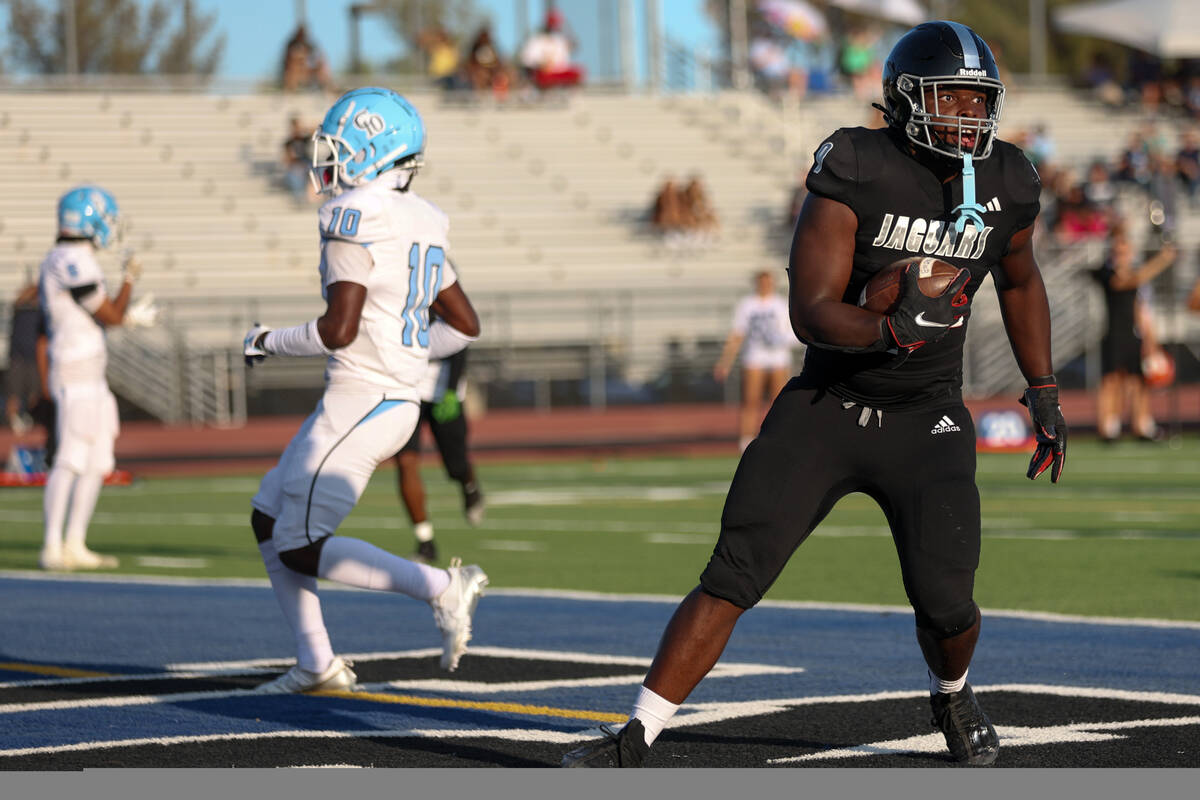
801, 125, 1041, 410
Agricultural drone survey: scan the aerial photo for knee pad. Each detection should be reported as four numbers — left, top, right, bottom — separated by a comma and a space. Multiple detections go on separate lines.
251, 509, 275, 543
915, 600, 978, 640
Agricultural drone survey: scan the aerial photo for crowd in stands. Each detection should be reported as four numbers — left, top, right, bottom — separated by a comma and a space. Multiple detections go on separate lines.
649, 174, 719, 250
1078, 51, 1200, 120
415, 8, 585, 105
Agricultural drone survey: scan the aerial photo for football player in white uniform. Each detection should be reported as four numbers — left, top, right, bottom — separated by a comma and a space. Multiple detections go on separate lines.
244, 88, 488, 693
38, 185, 154, 571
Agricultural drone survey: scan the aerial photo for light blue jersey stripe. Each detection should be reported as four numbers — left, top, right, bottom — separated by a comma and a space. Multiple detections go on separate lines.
362, 399, 406, 423
944, 21, 981, 69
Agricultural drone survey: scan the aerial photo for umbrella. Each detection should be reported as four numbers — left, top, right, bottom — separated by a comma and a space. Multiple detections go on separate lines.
1054, 0, 1200, 59
757, 0, 829, 42
825, 0, 927, 27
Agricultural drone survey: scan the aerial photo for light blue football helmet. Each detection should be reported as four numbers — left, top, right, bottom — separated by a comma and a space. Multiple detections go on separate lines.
310, 87, 425, 195
57, 185, 121, 248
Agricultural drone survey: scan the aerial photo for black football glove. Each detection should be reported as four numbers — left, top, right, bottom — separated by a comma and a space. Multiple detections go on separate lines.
880, 264, 971, 354
1019, 376, 1067, 483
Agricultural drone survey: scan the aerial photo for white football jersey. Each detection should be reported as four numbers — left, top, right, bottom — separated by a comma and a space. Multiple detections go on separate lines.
38, 242, 109, 384
731, 293, 796, 363
317, 175, 457, 398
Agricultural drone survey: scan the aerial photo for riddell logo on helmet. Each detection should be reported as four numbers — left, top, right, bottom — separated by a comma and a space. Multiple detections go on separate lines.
957, 68, 988, 76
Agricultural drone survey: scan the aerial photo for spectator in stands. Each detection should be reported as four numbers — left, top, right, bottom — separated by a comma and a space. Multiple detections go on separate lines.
5, 283, 42, 434
712, 270, 798, 452
749, 35, 806, 105
1082, 160, 1117, 210
281, 116, 316, 206
1053, 184, 1110, 244
1028, 124, 1056, 170
837, 26, 880, 99
1147, 149, 1181, 231
682, 175, 719, 240
464, 25, 511, 100
1082, 52, 1124, 108
1176, 129, 1200, 206
519, 7, 585, 94
281, 24, 332, 93
1094, 230, 1177, 442
418, 27, 468, 93
1113, 130, 1153, 190
650, 175, 689, 247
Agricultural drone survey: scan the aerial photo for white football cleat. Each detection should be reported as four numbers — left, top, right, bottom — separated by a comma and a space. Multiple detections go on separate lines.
430, 558, 488, 671
39, 548, 69, 571
63, 546, 119, 570
255, 656, 358, 694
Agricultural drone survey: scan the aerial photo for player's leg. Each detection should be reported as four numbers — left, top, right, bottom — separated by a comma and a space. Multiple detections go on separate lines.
272, 394, 486, 671
564, 382, 846, 766
882, 404, 998, 765
61, 384, 119, 569
395, 416, 436, 562
1096, 370, 1122, 441
737, 365, 767, 452
428, 403, 484, 525
250, 408, 349, 692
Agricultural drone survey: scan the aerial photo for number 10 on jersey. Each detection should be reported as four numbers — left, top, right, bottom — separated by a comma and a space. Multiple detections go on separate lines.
404, 242, 445, 347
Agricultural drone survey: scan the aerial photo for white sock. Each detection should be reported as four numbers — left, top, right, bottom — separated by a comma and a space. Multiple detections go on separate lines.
42, 466, 76, 554
630, 685, 681, 746
258, 540, 334, 674
63, 472, 104, 550
318, 536, 450, 600
930, 669, 967, 696
414, 520, 434, 543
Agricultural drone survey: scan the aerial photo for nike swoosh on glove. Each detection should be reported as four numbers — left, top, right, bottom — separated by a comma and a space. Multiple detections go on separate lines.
881, 264, 971, 354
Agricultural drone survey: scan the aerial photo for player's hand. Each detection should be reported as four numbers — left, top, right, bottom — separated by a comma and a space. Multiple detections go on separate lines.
243, 323, 271, 367
1020, 377, 1067, 483
431, 389, 462, 423
121, 251, 143, 284
881, 264, 971, 354
123, 294, 159, 328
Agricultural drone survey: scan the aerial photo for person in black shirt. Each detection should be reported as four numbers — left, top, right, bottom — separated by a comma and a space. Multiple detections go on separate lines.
563, 21, 1065, 769
1094, 231, 1177, 441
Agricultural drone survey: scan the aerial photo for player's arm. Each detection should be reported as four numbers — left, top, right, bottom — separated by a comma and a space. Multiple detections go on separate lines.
243, 241, 369, 364
787, 193, 888, 350
994, 224, 1065, 483
428, 281, 480, 359
712, 330, 744, 382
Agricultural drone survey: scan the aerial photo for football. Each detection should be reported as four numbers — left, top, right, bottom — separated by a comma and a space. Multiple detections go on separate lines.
858, 257, 965, 314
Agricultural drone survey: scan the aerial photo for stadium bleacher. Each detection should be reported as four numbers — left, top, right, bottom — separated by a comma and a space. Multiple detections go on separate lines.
3, 83, 1199, 422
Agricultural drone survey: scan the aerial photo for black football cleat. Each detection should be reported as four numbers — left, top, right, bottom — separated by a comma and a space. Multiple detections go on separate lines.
930, 683, 1000, 765
561, 719, 649, 768
414, 539, 439, 565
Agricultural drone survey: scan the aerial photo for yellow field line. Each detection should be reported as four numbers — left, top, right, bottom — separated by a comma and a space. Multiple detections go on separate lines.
316, 689, 625, 723
0, 662, 113, 679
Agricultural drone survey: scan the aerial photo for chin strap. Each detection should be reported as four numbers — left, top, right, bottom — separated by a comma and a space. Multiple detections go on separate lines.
952, 153, 987, 235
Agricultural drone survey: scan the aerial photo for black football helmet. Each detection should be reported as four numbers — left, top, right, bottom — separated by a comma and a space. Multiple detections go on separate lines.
880, 21, 1005, 160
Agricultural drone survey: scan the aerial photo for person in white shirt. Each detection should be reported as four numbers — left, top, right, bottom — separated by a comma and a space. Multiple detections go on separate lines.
713, 270, 799, 452
244, 87, 488, 693
37, 185, 155, 571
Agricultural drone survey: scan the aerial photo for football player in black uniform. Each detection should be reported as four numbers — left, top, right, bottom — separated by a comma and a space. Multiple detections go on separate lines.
562, 21, 1066, 768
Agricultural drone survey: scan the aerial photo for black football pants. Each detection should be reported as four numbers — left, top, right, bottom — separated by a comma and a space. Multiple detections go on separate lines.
700, 380, 981, 639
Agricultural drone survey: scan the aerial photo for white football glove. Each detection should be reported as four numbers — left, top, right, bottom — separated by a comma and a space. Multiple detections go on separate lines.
121, 250, 143, 284
244, 323, 272, 367
123, 294, 160, 328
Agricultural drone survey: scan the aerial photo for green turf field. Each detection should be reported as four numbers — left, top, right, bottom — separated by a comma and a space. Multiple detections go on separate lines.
3, 437, 1198, 620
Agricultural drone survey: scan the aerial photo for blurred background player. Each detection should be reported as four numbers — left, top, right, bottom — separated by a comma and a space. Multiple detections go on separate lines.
1094, 229, 1177, 441
712, 270, 798, 452
5, 282, 42, 435
244, 87, 488, 693
38, 186, 156, 571
393, 345, 485, 565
